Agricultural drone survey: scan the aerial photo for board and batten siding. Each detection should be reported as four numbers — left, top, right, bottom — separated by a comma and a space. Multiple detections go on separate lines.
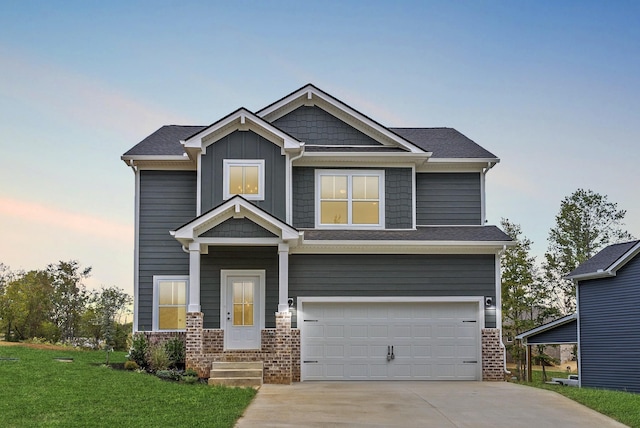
292, 167, 413, 229
138, 170, 196, 331
289, 254, 496, 328
578, 255, 640, 393
416, 173, 481, 225
200, 247, 279, 329
200, 130, 286, 220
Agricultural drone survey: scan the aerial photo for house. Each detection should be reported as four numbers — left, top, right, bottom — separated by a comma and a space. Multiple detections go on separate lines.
121, 84, 512, 384
566, 240, 640, 393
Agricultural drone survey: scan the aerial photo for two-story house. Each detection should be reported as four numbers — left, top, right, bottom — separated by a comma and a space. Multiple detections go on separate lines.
121, 84, 512, 384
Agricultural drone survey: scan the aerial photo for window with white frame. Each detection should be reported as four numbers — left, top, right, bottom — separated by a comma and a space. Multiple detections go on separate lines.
316, 170, 384, 227
153, 276, 189, 331
223, 159, 265, 200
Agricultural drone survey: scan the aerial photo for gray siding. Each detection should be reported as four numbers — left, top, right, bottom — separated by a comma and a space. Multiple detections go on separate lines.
579, 255, 640, 393
416, 173, 481, 225
199, 218, 277, 238
200, 130, 286, 220
200, 247, 279, 329
292, 167, 413, 229
289, 254, 496, 328
273, 106, 381, 146
385, 168, 413, 228
138, 170, 196, 331
527, 320, 577, 345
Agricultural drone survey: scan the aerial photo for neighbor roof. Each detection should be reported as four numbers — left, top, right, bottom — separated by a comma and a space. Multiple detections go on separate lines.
566, 240, 640, 280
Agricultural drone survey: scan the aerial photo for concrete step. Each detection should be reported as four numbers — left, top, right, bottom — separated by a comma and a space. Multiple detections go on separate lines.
212, 361, 264, 370
209, 361, 264, 388
208, 376, 262, 388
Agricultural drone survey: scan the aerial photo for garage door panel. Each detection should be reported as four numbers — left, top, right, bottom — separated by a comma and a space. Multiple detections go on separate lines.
302, 302, 480, 381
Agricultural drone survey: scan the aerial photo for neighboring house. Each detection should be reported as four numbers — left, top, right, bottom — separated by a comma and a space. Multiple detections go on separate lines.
121, 84, 512, 384
518, 240, 640, 393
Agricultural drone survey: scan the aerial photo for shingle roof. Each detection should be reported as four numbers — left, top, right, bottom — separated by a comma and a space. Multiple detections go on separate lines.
304, 146, 407, 153
123, 125, 206, 156
390, 128, 497, 159
302, 226, 511, 242
567, 240, 640, 278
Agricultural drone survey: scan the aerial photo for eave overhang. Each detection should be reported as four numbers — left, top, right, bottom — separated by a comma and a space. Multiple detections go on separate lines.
565, 241, 640, 281
293, 240, 512, 255
120, 155, 195, 170
515, 314, 577, 343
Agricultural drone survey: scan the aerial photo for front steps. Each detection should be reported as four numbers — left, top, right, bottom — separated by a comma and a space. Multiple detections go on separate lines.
208, 361, 263, 388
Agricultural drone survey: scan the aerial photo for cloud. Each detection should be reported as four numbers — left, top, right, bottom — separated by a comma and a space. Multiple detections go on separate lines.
0, 196, 133, 245
0, 45, 193, 137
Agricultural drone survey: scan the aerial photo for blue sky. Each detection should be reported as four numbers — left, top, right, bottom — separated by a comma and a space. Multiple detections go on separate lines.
1, 0, 639, 296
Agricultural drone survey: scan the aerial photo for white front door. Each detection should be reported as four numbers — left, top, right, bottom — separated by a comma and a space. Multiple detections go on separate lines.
222, 271, 264, 350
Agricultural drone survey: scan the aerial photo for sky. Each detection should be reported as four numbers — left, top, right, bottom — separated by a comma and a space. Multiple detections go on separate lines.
1, 0, 639, 297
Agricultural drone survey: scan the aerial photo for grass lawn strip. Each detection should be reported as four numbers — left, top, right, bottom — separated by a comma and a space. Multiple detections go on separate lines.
518, 369, 640, 428
0, 343, 256, 428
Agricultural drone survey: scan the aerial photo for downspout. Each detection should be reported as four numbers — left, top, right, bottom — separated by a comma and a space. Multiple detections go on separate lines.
497, 244, 510, 376
481, 161, 496, 224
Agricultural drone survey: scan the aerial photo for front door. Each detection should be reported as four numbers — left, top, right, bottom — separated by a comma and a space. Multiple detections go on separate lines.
223, 273, 263, 349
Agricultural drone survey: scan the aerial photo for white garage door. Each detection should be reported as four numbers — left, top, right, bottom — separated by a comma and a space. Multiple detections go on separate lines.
301, 301, 480, 381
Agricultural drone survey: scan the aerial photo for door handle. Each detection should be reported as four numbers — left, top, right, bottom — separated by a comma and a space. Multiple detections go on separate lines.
387, 345, 391, 362
391, 345, 395, 360
227, 311, 231, 321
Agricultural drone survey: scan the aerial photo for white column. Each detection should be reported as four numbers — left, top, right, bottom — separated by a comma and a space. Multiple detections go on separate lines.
188, 242, 201, 313
278, 243, 290, 313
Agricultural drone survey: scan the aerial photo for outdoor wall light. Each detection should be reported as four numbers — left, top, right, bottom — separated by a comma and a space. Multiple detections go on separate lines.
485, 296, 493, 307
288, 298, 294, 308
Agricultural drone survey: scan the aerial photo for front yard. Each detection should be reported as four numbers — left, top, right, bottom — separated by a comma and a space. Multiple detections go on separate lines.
0, 342, 256, 427
517, 367, 640, 428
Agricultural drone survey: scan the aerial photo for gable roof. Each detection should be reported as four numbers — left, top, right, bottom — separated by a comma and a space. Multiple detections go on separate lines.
566, 240, 640, 281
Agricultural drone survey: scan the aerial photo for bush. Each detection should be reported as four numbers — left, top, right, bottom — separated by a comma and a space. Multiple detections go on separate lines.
124, 360, 139, 371
148, 344, 170, 372
183, 368, 198, 377
156, 369, 182, 381
127, 334, 148, 369
164, 337, 185, 369
182, 375, 198, 384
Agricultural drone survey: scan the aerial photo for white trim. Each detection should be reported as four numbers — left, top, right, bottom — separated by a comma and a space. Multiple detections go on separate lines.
576, 282, 582, 388
222, 159, 265, 201
297, 296, 484, 382
152, 275, 189, 332
481, 168, 486, 225
133, 169, 140, 332
220, 269, 266, 350
314, 169, 385, 229
411, 164, 417, 229
196, 152, 202, 216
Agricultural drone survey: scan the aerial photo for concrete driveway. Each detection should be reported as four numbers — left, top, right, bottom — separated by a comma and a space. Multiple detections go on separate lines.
235, 381, 626, 428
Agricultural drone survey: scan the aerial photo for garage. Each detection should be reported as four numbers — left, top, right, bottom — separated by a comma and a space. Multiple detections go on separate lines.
300, 300, 481, 381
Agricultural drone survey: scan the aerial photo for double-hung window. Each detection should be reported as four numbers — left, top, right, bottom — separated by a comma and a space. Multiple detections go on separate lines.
153, 276, 188, 331
223, 159, 265, 200
316, 170, 384, 228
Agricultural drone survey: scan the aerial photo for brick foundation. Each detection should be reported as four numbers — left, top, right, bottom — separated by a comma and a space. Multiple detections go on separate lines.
179, 311, 299, 383
482, 328, 505, 381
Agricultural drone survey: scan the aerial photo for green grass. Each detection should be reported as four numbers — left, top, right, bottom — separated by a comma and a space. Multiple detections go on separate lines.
0, 344, 256, 428
518, 369, 640, 428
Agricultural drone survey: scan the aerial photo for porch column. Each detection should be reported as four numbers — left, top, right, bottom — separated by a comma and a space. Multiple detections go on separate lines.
188, 242, 201, 313
278, 243, 289, 313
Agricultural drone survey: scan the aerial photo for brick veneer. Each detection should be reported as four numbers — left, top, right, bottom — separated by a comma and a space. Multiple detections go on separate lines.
179, 311, 299, 383
482, 328, 505, 381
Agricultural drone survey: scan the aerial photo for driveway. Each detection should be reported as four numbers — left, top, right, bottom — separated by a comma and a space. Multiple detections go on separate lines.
235, 381, 626, 428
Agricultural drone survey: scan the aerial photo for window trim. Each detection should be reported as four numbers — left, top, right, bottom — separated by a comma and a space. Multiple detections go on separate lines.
315, 169, 385, 229
152, 275, 189, 332
223, 159, 265, 201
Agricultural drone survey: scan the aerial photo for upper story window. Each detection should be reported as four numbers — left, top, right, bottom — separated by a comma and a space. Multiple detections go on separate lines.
223, 159, 265, 200
153, 276, 189, 331
316, 169, 384, 228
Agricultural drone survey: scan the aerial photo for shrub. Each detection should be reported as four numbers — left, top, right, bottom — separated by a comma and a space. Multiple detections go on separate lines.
156, 369, 182, 381
148, 344, 170, 372
183, 368, 198, 377
164, 337, 185, 369
182, 375, 198, 384
124, 360, 139, 371
127, 334, 148, 369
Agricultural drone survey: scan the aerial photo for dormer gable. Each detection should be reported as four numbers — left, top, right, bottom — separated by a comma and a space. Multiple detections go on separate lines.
257, 84, 426, 154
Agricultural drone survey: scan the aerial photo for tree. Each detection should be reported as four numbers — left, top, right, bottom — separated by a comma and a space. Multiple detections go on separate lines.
501, 219, 559, 379
84, 286, 132, 362
47, 261, 91, 342
544, 189, 634, 314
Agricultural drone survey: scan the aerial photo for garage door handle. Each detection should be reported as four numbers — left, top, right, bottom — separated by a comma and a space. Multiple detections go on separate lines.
304, 361, 318, 364
463, 361, 477, 364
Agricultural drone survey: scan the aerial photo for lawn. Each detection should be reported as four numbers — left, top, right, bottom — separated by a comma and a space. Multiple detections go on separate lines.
517, 368, 640, 428
0, 343, 256, 428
